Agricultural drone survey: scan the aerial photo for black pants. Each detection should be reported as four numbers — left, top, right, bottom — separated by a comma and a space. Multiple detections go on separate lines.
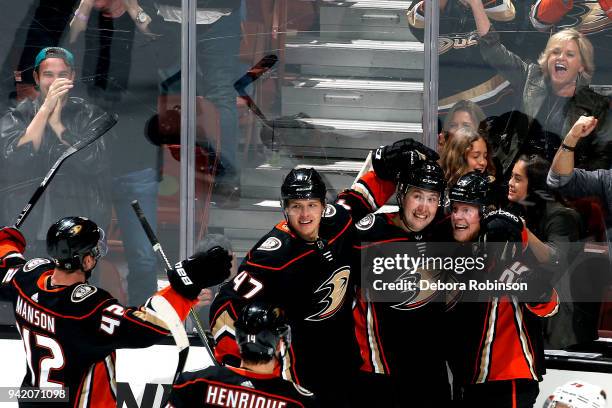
457, 379, 539, 408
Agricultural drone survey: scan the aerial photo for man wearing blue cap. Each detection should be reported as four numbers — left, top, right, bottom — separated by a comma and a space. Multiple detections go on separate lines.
0, 47, 114, 257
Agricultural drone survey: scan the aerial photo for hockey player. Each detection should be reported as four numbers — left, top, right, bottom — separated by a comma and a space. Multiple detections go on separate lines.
167, 302, 316, 408
209, 167, 375, 408
209, 139, 439, 407
0, 216, 232, 407
352, 160, 459, 406
440, 174, 559, 408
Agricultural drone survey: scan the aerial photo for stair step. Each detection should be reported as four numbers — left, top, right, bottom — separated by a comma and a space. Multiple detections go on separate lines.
208, 199, 283, 232
282, 77, 422, 122
320, 0, 416, 41
241, 158, 365, 199
285, 36, 423, 78
269, 118, 421, 158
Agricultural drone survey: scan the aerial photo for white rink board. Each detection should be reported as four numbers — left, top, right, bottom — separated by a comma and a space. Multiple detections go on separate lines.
1, 338, 611, 407
0, 339, 214, 408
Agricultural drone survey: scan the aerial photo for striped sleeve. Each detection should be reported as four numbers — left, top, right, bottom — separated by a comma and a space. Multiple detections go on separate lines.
335, 170, 395, 222
525, 289, 559, 318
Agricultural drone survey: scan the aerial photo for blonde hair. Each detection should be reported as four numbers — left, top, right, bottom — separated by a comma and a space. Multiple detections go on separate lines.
537, 28, 595, 82
440, 127, 495, 186
443, 100, 486, 133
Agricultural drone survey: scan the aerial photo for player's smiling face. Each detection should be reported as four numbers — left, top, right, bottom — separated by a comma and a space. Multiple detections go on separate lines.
285, 199, 324, 241
451, 202, 480, 242
402, 187, 439, 232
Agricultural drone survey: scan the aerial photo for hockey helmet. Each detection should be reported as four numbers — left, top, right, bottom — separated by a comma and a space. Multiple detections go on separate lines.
235, 302, 291, 361
544, 380, 607, 408
46, 216, 106, 271
396, 160, 446, 203
281, 168, 327, 208
448, 171, 492, 210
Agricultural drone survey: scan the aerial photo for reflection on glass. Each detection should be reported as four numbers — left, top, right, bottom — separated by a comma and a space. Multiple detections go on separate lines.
429, 0, 612, 366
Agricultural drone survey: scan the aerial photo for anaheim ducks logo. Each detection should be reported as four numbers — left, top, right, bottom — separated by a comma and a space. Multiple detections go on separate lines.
558, 2, 612, 34
323, 204, 336, 218
438, 33, 479, 55
306, 267, 351, 321
356, 213, 376, 231
391, 268, 445, 311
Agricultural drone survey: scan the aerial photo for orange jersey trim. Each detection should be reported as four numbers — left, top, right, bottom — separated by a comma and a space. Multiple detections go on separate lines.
356, 171, 396, 208
14, 280, 113, 319
525, 289, 559, 317
227, 366, 278, 380
534, 0, 574, 24
247, 217, 352, 271
157, 285, 198, 321
89, 360, 116, 408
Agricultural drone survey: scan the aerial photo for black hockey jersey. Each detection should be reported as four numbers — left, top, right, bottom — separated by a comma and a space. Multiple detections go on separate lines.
167, 365, 316, 408
0, 246, 196, 407
209, 171, 397, 402
352, 212, 458, 403
210, 204, 362, 388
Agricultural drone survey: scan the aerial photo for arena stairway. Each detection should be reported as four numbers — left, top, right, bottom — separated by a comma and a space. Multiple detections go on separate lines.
209, 0, 423, 257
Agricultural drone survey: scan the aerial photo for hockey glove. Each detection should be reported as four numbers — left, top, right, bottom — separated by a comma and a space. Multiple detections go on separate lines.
169, 246, 233, 299
372, 138, 439, 180
0, 226, 26, 254
480, 209, 526, 251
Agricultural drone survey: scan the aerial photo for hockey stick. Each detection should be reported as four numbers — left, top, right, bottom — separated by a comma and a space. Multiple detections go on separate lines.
14, 112, 118, 228
147, 295, 190, 383
233, 54, 278, 130
130, 200, 219, 371
354, 151, 373, 183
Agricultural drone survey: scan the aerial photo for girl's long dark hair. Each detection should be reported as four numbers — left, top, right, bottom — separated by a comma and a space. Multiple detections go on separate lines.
512, 154, 569, 235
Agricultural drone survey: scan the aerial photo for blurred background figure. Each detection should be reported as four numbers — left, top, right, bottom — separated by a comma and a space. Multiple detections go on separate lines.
0, 46, 112, 258
438, 99, 486, 153
0, 0, 78, 112
69, 0, 163, 305
506, 154, 584, 348
465, 0, 612, 171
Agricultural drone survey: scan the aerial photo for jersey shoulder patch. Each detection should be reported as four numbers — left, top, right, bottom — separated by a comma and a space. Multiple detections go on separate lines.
257, 237, 282, 252
322, 203, 337, 218
356, 213, 376, 231
22, 258, 52, 272
71, 284, 98, 303
248, 229, 311, 271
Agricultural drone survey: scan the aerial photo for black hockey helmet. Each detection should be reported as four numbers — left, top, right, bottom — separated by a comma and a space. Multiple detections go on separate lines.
235, 302, 291, 361
448, 171, 492, 211
280, 167, 327, 208
46, 216, 106, 271
396, 160, 446, 203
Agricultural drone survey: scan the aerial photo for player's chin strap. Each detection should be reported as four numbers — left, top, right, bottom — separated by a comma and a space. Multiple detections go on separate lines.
145, 295, 190, 385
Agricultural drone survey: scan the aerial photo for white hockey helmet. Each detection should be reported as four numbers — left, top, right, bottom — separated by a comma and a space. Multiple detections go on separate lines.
543, 380, 607, 408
